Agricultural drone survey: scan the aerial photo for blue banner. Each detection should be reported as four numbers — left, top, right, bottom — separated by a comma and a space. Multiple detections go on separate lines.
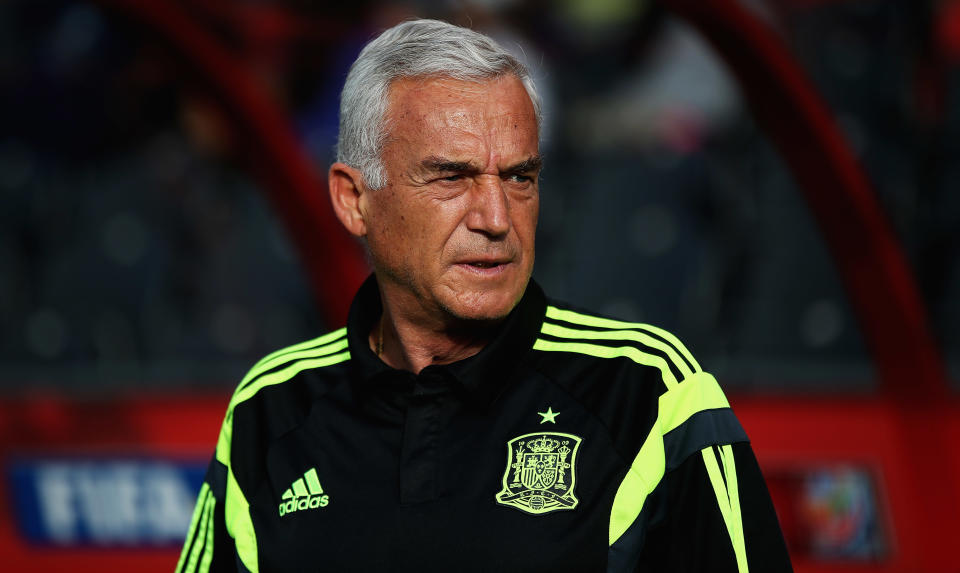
7, 457, 206, 547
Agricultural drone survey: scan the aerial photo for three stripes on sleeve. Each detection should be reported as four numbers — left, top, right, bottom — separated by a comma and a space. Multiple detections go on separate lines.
177, 483, 215, 573
534, 306, 749, 571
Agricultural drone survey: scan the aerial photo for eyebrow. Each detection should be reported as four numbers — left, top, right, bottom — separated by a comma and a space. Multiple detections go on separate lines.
420, 157, 478, 174
419, 155, 543, 175
504, 155, 543, 175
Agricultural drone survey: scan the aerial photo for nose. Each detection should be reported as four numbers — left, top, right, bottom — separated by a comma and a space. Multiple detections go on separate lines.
466, 175, 510, 238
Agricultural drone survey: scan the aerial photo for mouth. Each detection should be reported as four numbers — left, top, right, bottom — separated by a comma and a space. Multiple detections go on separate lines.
455, 258, 513, 275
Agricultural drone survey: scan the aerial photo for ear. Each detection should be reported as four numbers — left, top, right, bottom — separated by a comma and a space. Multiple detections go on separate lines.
328, 162, 368, 237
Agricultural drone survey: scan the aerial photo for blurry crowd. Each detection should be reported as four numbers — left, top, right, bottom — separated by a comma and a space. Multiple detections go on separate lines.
1, 0, 957, 392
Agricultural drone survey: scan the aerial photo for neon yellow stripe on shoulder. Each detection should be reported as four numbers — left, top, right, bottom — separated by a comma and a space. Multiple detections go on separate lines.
215, 412, 232, 468
533, 338, 678, 388
545, 306, 701, 372
239, 335, 348, 388
230, 350, 351, 411
243, 328, 347, 385
658, 372, 729, 432
216, 349, 352, 467
540, 322, 694, 380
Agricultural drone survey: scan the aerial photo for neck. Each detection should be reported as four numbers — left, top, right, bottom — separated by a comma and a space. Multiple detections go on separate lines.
370, 298, 500, 374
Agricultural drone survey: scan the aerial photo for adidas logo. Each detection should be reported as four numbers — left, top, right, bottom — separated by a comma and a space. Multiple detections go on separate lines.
278, 467, 330, 517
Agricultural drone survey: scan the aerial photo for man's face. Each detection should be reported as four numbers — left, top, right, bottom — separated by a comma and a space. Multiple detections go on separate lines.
361, 75, 540, 326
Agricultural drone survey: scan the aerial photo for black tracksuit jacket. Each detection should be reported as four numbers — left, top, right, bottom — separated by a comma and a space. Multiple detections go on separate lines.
177, 277, 792, 572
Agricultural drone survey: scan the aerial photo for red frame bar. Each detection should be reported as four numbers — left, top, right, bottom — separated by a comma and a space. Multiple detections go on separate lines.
97, 0, 369, 325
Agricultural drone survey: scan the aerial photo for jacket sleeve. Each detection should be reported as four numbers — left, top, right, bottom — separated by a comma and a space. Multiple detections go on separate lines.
177, 391, 260, 573
605, 370, 793, 572
175, 455, 248, 573
635, 441, 793, 572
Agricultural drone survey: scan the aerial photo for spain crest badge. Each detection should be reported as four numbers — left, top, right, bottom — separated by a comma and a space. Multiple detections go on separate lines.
495, 432, 582, 515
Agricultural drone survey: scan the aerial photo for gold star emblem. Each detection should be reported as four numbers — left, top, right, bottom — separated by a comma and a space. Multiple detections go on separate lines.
538, 407, 559, 424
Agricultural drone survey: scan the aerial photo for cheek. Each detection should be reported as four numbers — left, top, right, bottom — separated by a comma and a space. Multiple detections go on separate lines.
514, 198, 540, 241
372, 206, 439, 264
366, 199, 405, 258
369, 190, 412, 237
370, 190, 472, 264
420, 201, 467, 248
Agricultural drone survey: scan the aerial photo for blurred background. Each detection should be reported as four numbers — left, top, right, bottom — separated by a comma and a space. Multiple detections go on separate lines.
1, 0, 958, 571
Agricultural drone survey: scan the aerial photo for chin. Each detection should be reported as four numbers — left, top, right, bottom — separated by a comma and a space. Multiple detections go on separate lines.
443, 285, 526, 324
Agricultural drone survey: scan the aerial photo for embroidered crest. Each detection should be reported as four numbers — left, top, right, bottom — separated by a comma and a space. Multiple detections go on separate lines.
495, 432, 581, 515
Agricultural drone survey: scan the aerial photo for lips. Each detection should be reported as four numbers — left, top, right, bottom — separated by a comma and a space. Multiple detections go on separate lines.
457, 257, 511, 267
455, 257, 513, 274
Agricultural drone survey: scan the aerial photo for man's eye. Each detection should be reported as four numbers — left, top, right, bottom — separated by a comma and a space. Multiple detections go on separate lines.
442, 174, 463, 182
507, 174, 533, 184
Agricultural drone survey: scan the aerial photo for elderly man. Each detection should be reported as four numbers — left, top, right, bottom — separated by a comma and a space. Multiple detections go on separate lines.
177, 19, 791, 573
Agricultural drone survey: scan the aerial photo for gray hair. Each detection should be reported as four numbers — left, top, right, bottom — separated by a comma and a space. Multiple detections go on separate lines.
336, 19, 542, 190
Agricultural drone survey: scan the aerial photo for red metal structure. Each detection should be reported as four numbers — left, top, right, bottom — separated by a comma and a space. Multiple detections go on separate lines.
663, 0, 959, 568
99, 0, 369, 326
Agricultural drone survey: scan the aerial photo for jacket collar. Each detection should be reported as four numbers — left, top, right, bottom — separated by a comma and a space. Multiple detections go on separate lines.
346, 274, 546, 409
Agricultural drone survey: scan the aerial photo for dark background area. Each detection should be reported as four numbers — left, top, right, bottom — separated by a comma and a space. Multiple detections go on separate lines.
2, 0, 957, 395
1, 1, 957, 393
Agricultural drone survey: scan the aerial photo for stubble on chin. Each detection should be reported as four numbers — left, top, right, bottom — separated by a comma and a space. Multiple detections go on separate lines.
440, 272, 531, 325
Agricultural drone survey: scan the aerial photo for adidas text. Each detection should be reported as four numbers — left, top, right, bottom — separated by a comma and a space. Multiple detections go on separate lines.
279, 493, 329, 516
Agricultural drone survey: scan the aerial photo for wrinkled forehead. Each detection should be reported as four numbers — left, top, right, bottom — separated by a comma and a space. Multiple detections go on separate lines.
383, 75, 538, 143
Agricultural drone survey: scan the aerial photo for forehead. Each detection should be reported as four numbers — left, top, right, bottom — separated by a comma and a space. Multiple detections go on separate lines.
383, 75, 538, 155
